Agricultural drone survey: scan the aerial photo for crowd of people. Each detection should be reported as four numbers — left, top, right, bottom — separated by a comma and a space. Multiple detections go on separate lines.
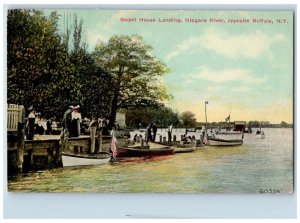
132, 123, 158, 144
25, 105, 119, 140
26, 107, 55, 140
132, 123, 175, 145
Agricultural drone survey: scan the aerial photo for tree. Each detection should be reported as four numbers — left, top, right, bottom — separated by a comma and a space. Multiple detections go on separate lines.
7, 9, 82, 118
124, 106, 180, 128
280, 121, 288, 128
69, 15, 113, 118
179, 111, 197, 128
92, 35, 170, 127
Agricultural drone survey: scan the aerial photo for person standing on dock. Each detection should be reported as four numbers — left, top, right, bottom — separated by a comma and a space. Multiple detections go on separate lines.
145, 124, 152, 144
26, 106, 35, 140
70, 105, 82, 137
61, 106, 73, 132
167, 124, 173, 143
152, 123, 157, 142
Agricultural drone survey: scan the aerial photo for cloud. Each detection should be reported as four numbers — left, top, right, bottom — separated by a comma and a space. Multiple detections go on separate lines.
165, 27, 285, 61
86, 32, 110, 50
190, 66, 266, 84
203, 28, 284, 59
231, 86, 250, 92
165, 37, 201, 61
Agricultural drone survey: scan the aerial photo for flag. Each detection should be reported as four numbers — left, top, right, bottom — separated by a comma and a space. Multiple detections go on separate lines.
110, 133, 118, 158
225, 115, 230, 122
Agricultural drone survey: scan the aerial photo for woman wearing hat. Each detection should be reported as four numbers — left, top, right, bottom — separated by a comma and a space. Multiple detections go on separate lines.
70, 105, 82, 137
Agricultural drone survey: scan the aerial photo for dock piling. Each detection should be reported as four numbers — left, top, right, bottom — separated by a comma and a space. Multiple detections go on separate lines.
97, 130, 102, 153
16, 122, 25, 172
90, 127, 96, 153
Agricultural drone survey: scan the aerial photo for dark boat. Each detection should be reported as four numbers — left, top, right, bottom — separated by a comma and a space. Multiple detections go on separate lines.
117, 147, 174, 158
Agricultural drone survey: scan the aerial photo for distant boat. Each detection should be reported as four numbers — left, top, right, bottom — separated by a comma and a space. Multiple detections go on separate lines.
255, 122, 265, 139
204, 101, 243, 146
62, 152, 111, 167
256, 131, 265, 139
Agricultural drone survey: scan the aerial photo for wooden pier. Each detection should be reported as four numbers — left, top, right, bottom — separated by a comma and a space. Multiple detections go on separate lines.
7, 124, 129, 174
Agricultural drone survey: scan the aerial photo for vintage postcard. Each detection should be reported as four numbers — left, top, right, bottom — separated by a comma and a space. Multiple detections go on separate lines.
7, 9, 294, 193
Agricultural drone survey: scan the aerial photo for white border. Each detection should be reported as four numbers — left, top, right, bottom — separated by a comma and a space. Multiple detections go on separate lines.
1, 0, 298, 220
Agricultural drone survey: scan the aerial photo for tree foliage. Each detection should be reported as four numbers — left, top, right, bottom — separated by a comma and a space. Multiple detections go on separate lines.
7, 10, 114, 120
7, 11, 171, 124
7, 9, 82, 118
179, 111, 197, 128
125, 107, 180, 128
92, 35, 170, 125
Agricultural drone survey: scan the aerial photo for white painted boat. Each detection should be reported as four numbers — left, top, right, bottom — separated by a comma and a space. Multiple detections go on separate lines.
62, 152, 111, 167
215, 131, 242, 135
203, 102, 244, 146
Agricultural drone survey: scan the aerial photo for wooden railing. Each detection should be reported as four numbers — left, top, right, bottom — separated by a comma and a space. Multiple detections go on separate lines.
7, 104, 25, 132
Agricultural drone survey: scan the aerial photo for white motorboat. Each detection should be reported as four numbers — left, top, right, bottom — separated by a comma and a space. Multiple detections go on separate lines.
62, 152, 111, 167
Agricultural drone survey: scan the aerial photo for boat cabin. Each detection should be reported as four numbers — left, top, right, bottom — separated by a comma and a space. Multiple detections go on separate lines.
233, 121, 246, 132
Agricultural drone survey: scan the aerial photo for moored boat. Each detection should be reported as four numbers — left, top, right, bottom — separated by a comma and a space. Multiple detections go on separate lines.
62, 152, 111, 167
207, 137, 243, 146
174, 146, 196, 153
204, 101, 244, 147
117, 147, 174, 158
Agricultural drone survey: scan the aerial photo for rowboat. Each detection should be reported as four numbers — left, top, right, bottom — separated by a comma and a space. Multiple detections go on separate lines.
207, 137, 243, 146
62, 152, 111, 167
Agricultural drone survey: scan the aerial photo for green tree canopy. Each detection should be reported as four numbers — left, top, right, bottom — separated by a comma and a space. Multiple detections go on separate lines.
92, 35, 170, 126
125, 106, 180, 128
7, 9, 82, 118
179, 111, 197, 128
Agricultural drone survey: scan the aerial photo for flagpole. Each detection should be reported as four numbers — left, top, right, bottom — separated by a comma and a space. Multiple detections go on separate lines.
205, 101, 208, 136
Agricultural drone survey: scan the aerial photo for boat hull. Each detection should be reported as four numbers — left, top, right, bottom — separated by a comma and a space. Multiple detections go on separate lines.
62, 152, 111, 167
117, 147, 174, 158
208, 139, 243, 146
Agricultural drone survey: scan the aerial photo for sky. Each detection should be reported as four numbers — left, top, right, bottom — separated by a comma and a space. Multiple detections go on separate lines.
45, 9, 294, 124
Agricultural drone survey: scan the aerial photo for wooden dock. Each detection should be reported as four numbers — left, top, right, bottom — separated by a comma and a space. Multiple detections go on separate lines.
7, 124, 128, 174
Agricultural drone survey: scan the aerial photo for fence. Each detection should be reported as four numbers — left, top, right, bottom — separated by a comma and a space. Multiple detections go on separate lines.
7, 104, 25, 132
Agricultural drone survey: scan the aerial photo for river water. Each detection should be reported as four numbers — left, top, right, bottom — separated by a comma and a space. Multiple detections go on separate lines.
7, 128, 293, 193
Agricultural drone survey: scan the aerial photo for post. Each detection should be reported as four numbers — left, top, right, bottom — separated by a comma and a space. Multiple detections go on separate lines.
18, 105, 25, 123
16, 122, 25, 172
27, 116, 35, 140
141, 139, 144, 147
163, 136, 166, 144
205, 101, 208, 137
90, 127, 96, 153
173, 135, 176, 142
97, 130, 103, 153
